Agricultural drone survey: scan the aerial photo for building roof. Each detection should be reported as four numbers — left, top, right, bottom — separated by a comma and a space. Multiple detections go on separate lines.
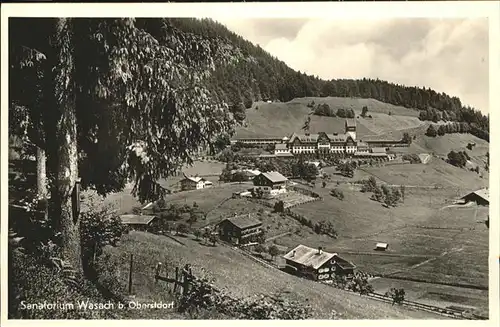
288, 133, 320, 144
245, 169, 261, 176
120, 214, 156, 225
461, 188, 489, 203
371, 147, 387, 154
346, 119, 356, 128
260, 171, 288, 183
376, 242, 388, 248
275, 143, 288, 150
326, 134, 347, 142
306, 161, 321, 168
365, 139, 402, 143
282, 244, 337, 270
336, 259, 356, 270
354, 152, 388, 157
357, 141, 369, 148
289, 132, 347, 144
220, 214, 262, 230
234, 137, 282, 141
182, 173, 205, 183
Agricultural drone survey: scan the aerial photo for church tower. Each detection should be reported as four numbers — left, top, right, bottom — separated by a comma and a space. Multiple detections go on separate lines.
345, 119, 356, 140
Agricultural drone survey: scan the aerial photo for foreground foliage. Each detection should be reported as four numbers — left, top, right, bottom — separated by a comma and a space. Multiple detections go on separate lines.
178, 272, 314, 319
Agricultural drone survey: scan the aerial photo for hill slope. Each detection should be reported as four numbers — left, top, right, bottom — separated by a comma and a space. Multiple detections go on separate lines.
236, 97, 425, 138
107, 231, 444, 319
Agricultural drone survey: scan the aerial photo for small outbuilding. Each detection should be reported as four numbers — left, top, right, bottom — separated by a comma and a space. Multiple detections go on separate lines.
120, 214, 157, 231
374, 242, 389, 251
458, 188, 489, 206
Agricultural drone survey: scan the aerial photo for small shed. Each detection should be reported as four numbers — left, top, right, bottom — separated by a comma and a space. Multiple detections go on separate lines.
459, 188, 489, 206
374, 242, 389, 251
120, 214, 157, 231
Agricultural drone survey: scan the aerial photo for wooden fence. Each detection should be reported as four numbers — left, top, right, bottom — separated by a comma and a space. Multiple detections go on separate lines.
284, 197, 321, 209
288, 185, 322, 199
319, 282, 487, 320
154, 263, 196, 296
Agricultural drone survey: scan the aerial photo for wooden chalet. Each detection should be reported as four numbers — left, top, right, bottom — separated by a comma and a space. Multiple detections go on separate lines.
120, 214, 158, 231
282, 245, 356, 281
180, 173, 213, 191
253, 171, 288, 198
216, 214, 263, 245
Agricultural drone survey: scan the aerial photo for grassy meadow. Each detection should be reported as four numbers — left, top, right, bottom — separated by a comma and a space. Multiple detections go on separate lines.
104, 231, 443, 319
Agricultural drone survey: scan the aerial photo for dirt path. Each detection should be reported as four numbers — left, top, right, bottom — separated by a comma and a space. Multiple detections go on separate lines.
408, 247, 464, 271
440, 203, 475, 210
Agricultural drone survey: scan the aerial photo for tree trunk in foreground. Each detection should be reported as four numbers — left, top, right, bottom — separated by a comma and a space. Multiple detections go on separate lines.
36, 146, 48, 220
52, 18, 82, 275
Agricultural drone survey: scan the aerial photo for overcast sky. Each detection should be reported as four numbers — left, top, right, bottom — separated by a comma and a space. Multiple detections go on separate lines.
216, 18, 489, 114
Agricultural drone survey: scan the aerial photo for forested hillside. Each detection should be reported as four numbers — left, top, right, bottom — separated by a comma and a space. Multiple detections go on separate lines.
164, 18, 489, 141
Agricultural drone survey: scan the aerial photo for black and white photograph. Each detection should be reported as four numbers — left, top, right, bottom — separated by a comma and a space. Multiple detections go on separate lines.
2, 1, 499, 324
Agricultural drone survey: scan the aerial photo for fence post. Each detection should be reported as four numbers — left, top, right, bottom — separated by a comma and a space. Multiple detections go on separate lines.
128, 254, 133, 294
174, 267, 179, 294
182, 270, 190, 296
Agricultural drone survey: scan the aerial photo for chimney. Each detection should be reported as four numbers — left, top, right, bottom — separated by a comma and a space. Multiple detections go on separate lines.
292, 250, 296, 257
318, 247, 323, 255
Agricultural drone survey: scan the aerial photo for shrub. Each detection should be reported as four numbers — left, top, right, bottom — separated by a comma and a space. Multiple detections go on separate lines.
274, 200, 285, 213
402, 133, 412, 144
385, 288, 406, 305
348, 274, 374, 295
178, 272, 313, 319
361, 106, 368, 117
426, 124, 437, 137
254, 244, 266, 253
447, 150, 469, 168
371, 186, 384, 202
79, 195, 127, 271
330, 188, 344, 200
314, 220, 338, 238
360, 176, 378, 193
402, 154, 421, 164
268, 245, 280, 259
209, 233, 218, 246
176, 223, 189, 235
9, 252, 120, 319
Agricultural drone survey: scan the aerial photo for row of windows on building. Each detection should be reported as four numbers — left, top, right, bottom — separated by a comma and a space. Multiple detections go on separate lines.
290, 146, 357, 152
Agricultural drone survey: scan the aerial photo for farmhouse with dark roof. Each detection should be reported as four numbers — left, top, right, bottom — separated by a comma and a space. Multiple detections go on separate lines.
283, 244, 356, 281
216, 213, 263, 245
